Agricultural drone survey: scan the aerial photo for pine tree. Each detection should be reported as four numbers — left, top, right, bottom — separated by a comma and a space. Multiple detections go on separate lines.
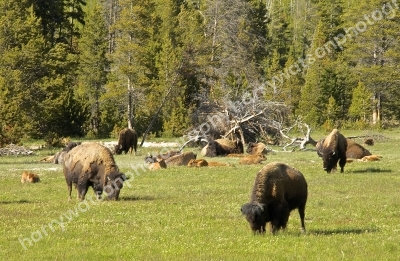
348, 81, 372, 121
77, 1, 109, 137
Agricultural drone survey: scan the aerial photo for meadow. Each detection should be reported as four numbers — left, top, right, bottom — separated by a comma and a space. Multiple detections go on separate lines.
1, 129, 400, 260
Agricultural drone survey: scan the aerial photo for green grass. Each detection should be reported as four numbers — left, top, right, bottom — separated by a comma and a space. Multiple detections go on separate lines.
1, 130, 400, 260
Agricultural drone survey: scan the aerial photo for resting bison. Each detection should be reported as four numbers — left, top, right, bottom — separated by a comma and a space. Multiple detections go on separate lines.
319, 129, 348, 173
164, 151, 197, 166
115, 128, 138, 155
201, 138, 243, 157
63, 142, 127, 201
187, 159, 208, 167
241, 162, 308, 234
246, 142, 268, 155
21, 171, 40, 183
346, 139, 371, 159
239, 154, 267, 165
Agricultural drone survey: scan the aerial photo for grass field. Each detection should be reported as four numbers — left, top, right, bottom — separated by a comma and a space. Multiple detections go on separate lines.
1, 130, 400, 260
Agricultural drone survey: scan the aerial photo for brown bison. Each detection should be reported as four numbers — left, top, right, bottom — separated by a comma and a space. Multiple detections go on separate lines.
246, 142, 268, 155
241, 162, 308, 234
318, 129, 348, 173
346, 139, 372, 159
187, 159, 208, 167
164, 151, 197, 166
144, 154, 167, 170
21, 171, 40, 183
63, 142, 127, 201
201, 138, 244, 157
239, 154, 267, 165
115, 128, 138, 155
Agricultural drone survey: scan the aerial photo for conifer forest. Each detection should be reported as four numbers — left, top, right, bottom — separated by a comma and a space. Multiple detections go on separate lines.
1, 0, 399, 145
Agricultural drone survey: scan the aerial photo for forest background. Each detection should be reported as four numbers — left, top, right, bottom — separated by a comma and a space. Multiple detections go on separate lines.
1, 0, 399, 146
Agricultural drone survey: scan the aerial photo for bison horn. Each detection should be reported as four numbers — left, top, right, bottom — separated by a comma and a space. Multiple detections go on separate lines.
332, 150, 336, 155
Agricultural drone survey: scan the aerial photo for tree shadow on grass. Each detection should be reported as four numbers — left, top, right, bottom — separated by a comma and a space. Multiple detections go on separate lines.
0, 199, 31, 204
349, 168, 392, 174
309, 227, 379, 235
119, 195, 155, 201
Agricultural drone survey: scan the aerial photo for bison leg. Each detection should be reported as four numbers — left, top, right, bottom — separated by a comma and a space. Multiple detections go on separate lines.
339, 156, 346, 173
76, 182, 88, 200
270, 202, 289, 234
298, 201, 307, 233
66, 181, 73, 201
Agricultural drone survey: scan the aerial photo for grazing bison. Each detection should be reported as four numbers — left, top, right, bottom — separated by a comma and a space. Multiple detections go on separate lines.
63, 142, 127, 201
319, 129, 348, 173
201, 138, 244, 157
21, 171, 40, 183
239, 153, 267, 165
115, 128, 138, 155
241, 162, 308, 234
317, 138, 371, 160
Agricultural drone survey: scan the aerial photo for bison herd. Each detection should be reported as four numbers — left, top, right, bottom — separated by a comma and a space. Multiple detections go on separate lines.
28, 127, 382, 235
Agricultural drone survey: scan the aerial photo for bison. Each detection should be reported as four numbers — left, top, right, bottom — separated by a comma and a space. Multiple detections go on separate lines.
319, 129, 348, 173
115, 128, 138, 155
63, 142, 127, 201
201, 138, 244, 157
346, 139, 372, 159
239, 153, 267, 165
187, 159, 208, 167
21, 171, 40, 183
246, 142, 268, 155
241, 162, 308, 234
164, 151, 197, 166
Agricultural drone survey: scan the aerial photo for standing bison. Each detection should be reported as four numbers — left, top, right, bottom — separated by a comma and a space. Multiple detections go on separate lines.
200, 138, 243, 157
63, 143, 127, 201
241, 162, 308, 234
319, 129, 348, 173
115, 128, 138, 155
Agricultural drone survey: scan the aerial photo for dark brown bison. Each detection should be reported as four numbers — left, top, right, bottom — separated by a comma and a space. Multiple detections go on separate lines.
115, 128, 138, 155
241, 162, 308, 234
319, 129, 348, 173
346, 139, 372, 159
200, 138, 243, 157
317, 138, 370, 161
63, 142, 127, 201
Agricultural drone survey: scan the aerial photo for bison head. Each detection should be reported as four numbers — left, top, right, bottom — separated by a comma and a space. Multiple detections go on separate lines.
241, 203, 268, 233
114, 145, 123, 155
104, 171, 127, 200
322, 149, 338, 173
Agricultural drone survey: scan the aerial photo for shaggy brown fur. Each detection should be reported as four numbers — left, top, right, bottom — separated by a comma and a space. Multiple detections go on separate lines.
21, 171, 40, 183
239, 154, 267, 165
63, 142, 125, 200
241, 162, 308, 234
346, 139, 371, 159
246, 142, 267, 155
164, 151, 196, 166
65, 143, 118, 179
187, 159, 208, 167
200, 138, 243, 157
115, 128, 138, 155
320, 129, 348, 173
